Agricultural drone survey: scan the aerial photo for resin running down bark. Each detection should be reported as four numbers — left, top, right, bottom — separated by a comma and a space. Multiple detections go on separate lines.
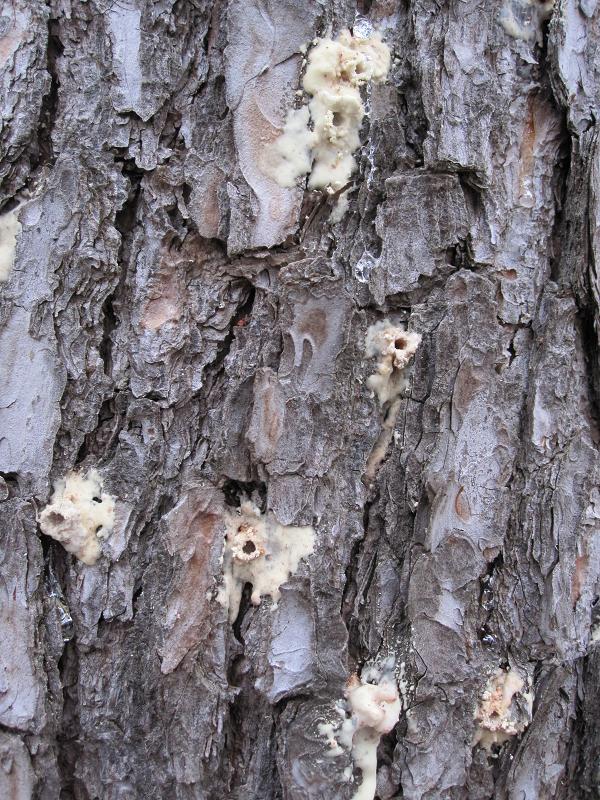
217, 501, 315, 622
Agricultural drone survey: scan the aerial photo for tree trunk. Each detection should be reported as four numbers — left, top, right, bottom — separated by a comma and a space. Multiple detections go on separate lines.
1, 1, 600, 798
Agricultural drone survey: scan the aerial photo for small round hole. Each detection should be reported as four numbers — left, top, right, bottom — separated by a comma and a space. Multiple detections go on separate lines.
92, 496, 102, 503
332, 111, 343, 126
242, 541, 256, 555
394, 337, 406, 349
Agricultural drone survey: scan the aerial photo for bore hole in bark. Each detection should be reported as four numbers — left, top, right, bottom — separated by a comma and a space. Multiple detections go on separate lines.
395, 337, 406, 349
46, 511, 65, 524
92, 496, 102, 503
332, 112, 343, 126
242, 541, 256, 555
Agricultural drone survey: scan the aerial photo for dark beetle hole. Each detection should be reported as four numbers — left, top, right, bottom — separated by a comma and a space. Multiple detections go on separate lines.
395, 337, 407, 349
92, 496, 102, 503
332, 111, 343, 126
243, 541, 256, 555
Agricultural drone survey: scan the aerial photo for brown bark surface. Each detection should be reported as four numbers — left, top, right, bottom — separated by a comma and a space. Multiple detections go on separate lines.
1, 1, 600, 798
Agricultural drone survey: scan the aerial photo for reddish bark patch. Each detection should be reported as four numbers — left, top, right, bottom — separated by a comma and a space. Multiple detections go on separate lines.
571, 553, 589, 606
454, 486, 471, 522
160, 488, 225, 673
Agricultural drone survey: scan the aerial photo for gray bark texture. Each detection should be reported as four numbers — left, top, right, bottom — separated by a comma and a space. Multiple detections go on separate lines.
1, 0, 600, 798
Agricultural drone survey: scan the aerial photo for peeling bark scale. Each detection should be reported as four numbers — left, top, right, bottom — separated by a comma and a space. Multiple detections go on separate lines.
1, 1, 600, 798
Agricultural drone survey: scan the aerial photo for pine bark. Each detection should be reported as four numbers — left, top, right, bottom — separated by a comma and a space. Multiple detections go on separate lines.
1, 1, 600, 798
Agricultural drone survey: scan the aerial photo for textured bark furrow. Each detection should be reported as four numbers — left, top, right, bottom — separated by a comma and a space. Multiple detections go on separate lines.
34, 16, 62, 173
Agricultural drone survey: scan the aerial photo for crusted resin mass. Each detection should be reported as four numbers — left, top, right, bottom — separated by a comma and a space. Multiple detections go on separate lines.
365, 320, 421, 406
266, 30, 390, 219
217, 501, 314, 621
499, 0, 554, 43
473, 668, 533, 751
39, 469, 116, 565
319, 659, 401, 800
0, 207, 22, 282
